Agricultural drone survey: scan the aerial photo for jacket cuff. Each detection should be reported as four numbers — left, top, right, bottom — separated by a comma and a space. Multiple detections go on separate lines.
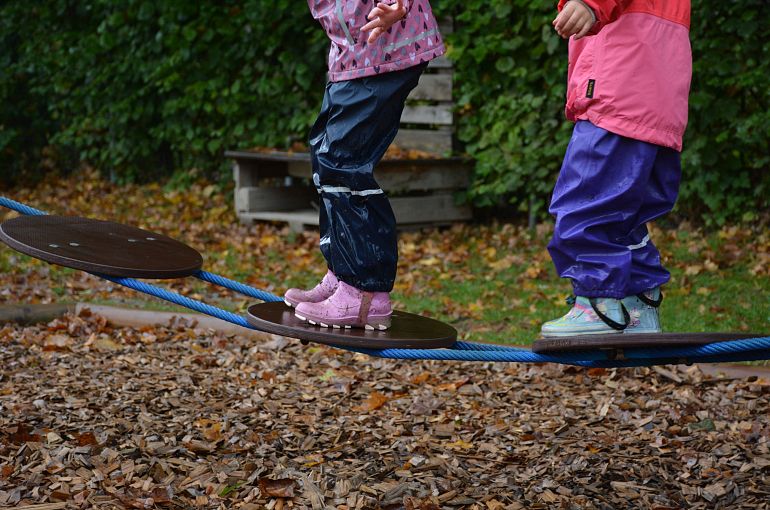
578, 0, 626, 34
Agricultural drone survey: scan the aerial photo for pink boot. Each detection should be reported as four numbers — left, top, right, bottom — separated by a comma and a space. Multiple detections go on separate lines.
284, 270, 338, 308
294, 281, 392, 330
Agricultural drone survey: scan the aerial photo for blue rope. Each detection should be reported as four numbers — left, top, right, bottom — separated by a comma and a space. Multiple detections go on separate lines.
98, 274, 256, 330
0, 197, 47, 216
2, 195, 769, 367
194, 270, 282, 303
347, 337, 770, 366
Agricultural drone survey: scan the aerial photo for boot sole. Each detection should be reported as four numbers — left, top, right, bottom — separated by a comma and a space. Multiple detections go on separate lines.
284, 297, 332, 308
294, 312, 392, 331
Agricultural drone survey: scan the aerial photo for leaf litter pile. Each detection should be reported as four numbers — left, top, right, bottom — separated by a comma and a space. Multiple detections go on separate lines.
2, 309, 770, 509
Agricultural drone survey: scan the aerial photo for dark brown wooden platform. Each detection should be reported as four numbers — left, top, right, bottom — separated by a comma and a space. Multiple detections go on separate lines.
247, 302, 457, 349
0, 215, 203, 279
532, 332, 763, 354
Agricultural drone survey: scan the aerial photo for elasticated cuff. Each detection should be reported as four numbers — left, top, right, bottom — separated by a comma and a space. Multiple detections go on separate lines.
571, 283, 626, 300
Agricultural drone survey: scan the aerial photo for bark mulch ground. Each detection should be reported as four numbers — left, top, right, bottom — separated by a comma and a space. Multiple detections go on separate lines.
1, 310, 769, 509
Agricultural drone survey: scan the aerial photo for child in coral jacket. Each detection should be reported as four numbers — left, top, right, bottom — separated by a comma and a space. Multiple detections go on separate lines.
284, 0, 445, 330
542, 0, 692, 337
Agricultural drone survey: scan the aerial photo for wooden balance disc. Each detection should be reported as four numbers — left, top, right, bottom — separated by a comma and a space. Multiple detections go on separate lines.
532, 332, 763, 354
0, 215, 203, 279
247, 302, 457, 349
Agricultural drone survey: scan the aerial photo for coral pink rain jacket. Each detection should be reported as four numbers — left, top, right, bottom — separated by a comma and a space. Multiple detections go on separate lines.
308, 0, 445, 82
558, 0, 692, 151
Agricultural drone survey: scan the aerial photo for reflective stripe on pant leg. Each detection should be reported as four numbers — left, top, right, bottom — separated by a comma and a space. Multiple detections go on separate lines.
314, 64, 426, 292
625, 147, 682, 296
547, 121, 659, 299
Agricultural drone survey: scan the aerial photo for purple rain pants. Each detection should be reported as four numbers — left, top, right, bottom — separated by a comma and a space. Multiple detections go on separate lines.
547, 120, 682, 299
310, 63, 427, 292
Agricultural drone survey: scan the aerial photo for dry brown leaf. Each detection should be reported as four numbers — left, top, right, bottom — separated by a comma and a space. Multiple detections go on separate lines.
258, 478, 296, 498
75, 431, 99, 446
359, 391, 389, 411
411, 372, 431, 385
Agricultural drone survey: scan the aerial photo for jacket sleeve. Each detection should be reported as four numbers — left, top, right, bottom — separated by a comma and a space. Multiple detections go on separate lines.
557, 0, 633, 34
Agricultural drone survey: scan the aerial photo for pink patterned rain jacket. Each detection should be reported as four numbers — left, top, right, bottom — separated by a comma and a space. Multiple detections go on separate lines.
308, 0, 446, 82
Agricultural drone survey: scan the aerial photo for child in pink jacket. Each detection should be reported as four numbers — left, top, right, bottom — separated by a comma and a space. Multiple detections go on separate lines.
284, 1, 445, 330
542, 0, 692, 337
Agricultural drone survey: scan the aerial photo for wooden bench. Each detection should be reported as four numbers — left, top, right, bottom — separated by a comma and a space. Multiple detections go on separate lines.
227, 39, 472, 231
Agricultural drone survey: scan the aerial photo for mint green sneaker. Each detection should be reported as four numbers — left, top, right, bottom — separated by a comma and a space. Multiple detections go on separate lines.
541, 296, 630, 337
622, 288, 663, 334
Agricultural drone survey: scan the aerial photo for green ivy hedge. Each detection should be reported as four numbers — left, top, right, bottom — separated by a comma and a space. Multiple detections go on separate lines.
0, 0, 328, 183
1, 0, 767, 224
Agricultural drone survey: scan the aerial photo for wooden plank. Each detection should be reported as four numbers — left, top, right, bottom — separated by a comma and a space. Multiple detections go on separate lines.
225, 150, 310, 163
231, 159, 291, 182
283, 154, 472, 180
409, 74, 452, 101
282, 165, 468, 193
377, 161, 470, 193
283, 156, 470, 192
233, 161, 258, 188
390, 194, 471, 224
401, 105, 453, 125
0, 303, 75, 324
239, 210, 317, 223
235, 186, 315, 213
287, 160, 310, 179
393, 128, 453, 154
286, 162, 311, 179
237, 209, 319, 232
237, 193, 472, 228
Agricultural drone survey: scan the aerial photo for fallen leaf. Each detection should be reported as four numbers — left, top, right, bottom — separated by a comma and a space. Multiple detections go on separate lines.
359, 391, 389, 411
75, 431, 99, 446
258, 478, 296, 498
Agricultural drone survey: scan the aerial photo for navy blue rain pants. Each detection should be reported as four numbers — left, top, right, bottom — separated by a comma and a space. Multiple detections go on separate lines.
548, 121, 682, 299
309, 63, 427, 292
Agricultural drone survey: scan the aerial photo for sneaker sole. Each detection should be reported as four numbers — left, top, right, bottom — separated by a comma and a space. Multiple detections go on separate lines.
541, 328, 623, 338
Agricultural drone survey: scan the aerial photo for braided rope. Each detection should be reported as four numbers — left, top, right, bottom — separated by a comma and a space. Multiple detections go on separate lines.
0, 197, 47, 216
348, 337, 770, 367
99, 274, 256, 330
2, 195, 768, 366
194, 270, 282, 303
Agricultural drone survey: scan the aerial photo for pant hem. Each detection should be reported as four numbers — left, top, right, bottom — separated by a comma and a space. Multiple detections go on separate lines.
336, 274, 393, 293
572, 287, 626, 300
626, 282, 667, 297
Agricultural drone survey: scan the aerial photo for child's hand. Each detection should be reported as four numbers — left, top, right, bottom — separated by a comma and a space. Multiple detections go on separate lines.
553, 1, 595, 40
361, 0, 407, 43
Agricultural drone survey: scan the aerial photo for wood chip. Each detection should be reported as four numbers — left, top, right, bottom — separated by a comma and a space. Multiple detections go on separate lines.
1, 312, 769, 509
